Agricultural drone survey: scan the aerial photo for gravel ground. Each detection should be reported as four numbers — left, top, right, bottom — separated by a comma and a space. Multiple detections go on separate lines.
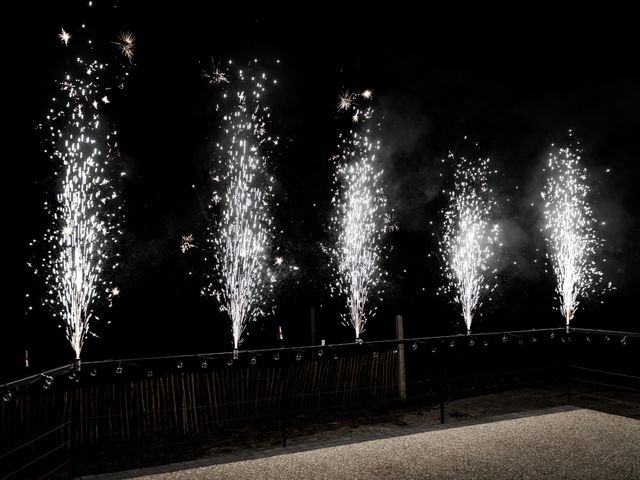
122, 408, 639, 480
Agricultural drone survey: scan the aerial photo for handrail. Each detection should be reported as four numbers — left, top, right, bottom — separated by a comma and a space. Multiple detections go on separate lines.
2, 327, 636, 390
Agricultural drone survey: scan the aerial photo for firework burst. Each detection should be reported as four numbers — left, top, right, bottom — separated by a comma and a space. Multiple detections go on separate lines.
203, 60, 230, 85
39, 54, 127, 360
337, 90, 356, 111
203, 61, 278, 350
59, 28, 71, 46
113, 31, 135, 62
383, 211, 399, 232
541, 142, 609, 330
438, 152, 500, 333
180, 234, 195, 253
328, 91, 387, 340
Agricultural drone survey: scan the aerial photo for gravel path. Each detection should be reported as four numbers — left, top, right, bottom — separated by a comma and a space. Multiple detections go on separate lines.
115, 408, 640, 480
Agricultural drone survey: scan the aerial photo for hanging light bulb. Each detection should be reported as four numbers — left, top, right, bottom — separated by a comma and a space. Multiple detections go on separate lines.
42, 374, 53, 389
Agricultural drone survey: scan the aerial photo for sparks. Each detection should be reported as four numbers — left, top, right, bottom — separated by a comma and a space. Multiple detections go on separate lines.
111, 287, 120, 296
438, 152, 500, 334
338, 90, 356, 111
362, 89, 373, 99
39, 56, 126, 360
114, 31, 135, 62
541, 143, 609, 330
274, 256, 284, 266
328, 97, 387, 340
203, 62, 278, 350
204, 63, 230, 85
383, 212, 399, 232
59, 28, 71, 46
180, 234, 194, 253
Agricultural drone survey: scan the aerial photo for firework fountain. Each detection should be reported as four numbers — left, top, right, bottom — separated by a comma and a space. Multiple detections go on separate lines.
38, 24, 132, 362
203, 61, 277, 355
329, 90, 387, 341
541, 143, 608, 332
438, 152, 500, 334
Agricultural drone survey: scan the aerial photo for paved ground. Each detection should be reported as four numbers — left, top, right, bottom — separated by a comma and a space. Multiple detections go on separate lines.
84, 407, 640, 480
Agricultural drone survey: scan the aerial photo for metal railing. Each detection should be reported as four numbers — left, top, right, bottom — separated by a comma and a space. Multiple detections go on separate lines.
1, 327, 638, 479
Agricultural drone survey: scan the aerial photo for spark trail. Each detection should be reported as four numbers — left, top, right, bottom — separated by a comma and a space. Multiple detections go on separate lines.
329, 90, 387, 340
541, 143, 608, 331
204, 60, 278, 351
438, 152, 499, 334
39, 35, 129, 360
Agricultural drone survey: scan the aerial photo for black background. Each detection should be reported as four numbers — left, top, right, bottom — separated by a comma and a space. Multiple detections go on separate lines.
3, 2, 639, 381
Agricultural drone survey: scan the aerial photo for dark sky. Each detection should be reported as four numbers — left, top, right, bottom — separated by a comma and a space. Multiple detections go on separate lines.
3, 2, 639, 378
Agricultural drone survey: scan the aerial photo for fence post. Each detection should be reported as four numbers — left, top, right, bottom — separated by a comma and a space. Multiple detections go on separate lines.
566, 329, 572, 405
71, 371, 80, 477
439, 348, 445, 424
281, 365, 288, 448
395, 315, 406, 401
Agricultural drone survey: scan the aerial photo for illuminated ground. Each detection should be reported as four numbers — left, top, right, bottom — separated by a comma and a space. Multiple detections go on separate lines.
94, 407, 640, 479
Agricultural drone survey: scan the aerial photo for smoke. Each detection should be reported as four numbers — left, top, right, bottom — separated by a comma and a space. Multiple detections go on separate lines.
376, 92, 442, 232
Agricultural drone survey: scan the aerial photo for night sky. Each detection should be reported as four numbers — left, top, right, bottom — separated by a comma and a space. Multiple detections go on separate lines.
4, 3, 639, 380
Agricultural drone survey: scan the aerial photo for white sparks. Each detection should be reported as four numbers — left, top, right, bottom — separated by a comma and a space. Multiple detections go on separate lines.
101, 96, 110, 104
338, 90, 356, 111
114, 31, 135, 62
438, 153, 500, 333
40, 57, 125, 360
204, 63, 278, 350
541, 144, 609, 328
59, 28, 71, 46
383, 212, 399, 232
274, 256, 284, 266
329, 97, 386, 340
180, 234, 194, 253
204, 63, 230, 84
362, 89, 373, 99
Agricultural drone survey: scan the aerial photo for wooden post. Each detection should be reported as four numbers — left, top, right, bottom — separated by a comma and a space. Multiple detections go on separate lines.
310, 308, 316, 346
566, 330, 572, 405
71, 374, 80, 477
281, 365, 289, 448
439, 350, 445, 424
395, 315, 406, 401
